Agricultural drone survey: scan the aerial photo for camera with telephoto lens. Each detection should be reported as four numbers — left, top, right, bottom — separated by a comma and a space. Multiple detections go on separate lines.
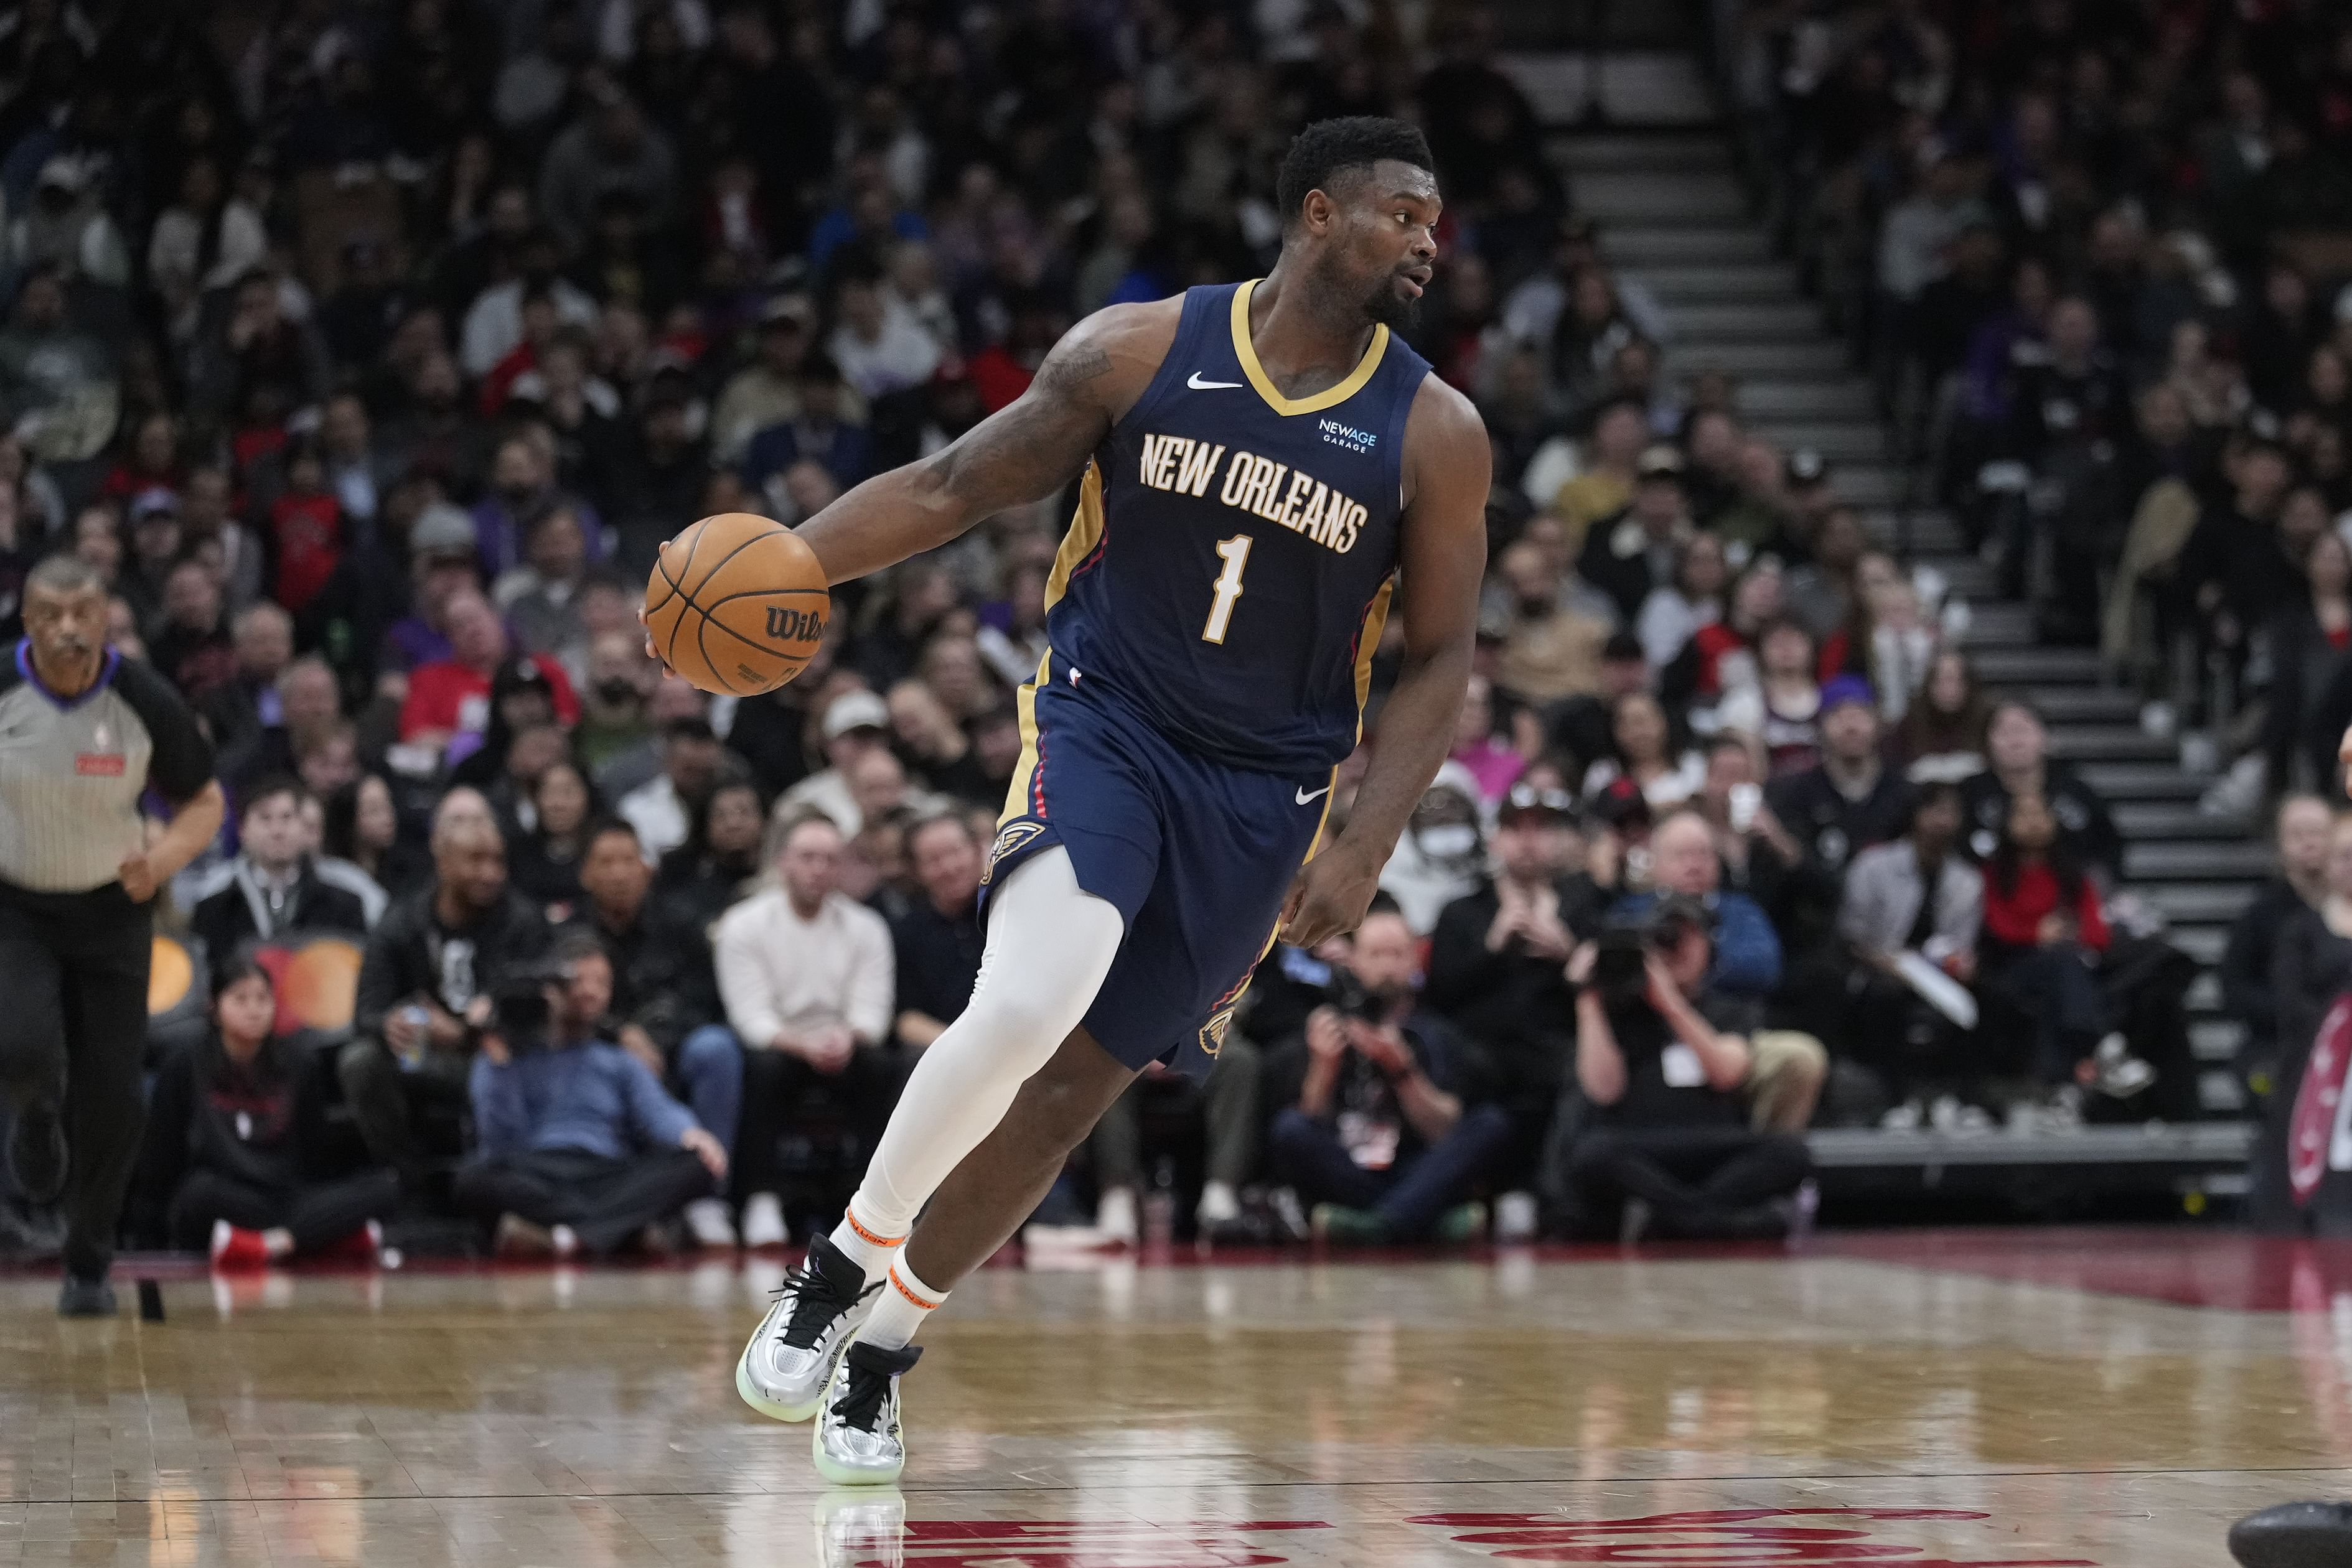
1319, 964, 1392, 1023
1590, 895, 1714, 1004
482, 957, 579, 1047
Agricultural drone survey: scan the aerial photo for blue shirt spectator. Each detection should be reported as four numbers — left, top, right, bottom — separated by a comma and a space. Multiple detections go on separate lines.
469, 1037, 697, 1162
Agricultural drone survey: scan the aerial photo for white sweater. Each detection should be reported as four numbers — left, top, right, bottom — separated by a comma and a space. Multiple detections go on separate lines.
713, 887, 895, 1049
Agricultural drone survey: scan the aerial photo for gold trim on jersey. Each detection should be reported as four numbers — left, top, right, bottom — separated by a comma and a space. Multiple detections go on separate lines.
1043, 461, 1106, 610
1229, 279, 1390, 418
1352, 576, 1395, 734
1000, 650, 1052, 827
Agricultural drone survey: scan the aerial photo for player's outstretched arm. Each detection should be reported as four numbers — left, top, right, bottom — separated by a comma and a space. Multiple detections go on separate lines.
1281, 375, 1490, 946
794, 302, 1178, 586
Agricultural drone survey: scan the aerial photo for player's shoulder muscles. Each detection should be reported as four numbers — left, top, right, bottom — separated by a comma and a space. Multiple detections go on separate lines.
1038, 296, 1184, 424
1399, 372, 1490, 528
926, 297, 1182, 515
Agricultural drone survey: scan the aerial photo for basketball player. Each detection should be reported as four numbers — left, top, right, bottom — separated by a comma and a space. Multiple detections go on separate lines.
703, 118, 1488, 1483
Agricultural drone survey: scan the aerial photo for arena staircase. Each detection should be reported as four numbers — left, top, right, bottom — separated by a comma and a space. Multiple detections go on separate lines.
1496, 46, 2259, 1200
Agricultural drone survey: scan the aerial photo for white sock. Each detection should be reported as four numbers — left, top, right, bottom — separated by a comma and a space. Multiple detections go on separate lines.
840, 847, 1124, 1255
1197, 1180, 1239, 1225
860, 1258, 947, 1351
828, 1197, 904, 1281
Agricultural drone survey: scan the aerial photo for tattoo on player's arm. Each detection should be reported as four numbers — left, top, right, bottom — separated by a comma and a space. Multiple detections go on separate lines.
1036, 342, 1112, 394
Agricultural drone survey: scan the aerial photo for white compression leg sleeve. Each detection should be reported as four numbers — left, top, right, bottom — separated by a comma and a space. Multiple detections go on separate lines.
833, 846, 1124, 1266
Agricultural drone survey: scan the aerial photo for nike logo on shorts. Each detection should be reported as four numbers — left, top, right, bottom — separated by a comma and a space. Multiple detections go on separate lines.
1295, 783, 1331, 805
1188, 372, 1243, 390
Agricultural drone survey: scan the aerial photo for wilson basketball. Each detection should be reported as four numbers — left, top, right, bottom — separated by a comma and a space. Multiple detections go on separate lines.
644, 512, 830, 696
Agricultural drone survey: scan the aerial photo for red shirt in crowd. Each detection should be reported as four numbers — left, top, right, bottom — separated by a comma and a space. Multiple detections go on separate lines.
966, 344, 1035, 413
1685, 622, 1755, 697
268, 490, 342, 613
1981, 861, 2109, 952
399, 654, 579, 742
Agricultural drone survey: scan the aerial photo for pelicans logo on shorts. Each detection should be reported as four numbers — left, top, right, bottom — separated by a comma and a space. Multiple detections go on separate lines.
983, 821, 1046, 885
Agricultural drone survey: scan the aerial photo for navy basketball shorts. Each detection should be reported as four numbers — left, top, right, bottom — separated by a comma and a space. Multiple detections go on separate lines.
981, 668, 1333, 1080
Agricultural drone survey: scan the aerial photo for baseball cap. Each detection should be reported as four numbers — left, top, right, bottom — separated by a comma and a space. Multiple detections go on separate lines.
761, 292, 815, 329
822, 689, 890, 740
1499, 782, 1577, 827
409, 503, 477, 562
1635, 444, 1685, 481
129, 486, 180, 523
1820, 673, 1876, 714
1590, 775, 1652, 830
1601, 630, 1646, 664
492, 658, 554, 701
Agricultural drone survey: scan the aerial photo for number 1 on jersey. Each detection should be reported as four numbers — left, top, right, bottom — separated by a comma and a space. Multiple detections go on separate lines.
1201, 534, 1253, 644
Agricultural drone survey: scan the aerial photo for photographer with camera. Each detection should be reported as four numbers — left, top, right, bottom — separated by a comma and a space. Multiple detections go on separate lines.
340, 810, 553, 1193
451, 933, 728, 1258
1556, 896, 1815, 1239
1268, 906, 1514, 1245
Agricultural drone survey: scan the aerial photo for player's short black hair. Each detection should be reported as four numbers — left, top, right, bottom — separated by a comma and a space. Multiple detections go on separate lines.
1275, 116, 1435, 232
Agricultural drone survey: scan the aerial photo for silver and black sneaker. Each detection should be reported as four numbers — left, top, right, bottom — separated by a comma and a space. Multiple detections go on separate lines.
812, 1340, 921, 1485
736, 1234, 880, 1422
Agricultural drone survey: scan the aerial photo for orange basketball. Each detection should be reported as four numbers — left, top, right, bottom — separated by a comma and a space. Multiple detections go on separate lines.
645, 511, 831, 696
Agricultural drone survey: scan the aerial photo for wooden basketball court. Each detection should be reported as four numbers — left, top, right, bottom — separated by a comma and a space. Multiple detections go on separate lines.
4, 1230, 2346, 1565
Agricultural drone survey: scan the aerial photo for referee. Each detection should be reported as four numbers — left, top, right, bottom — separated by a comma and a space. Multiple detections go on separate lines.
0, 556, 222, 1315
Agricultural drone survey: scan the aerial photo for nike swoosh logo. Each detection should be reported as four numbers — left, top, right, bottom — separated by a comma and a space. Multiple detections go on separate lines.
1295, 784, 1331, 805
1188, 372, 1244, 390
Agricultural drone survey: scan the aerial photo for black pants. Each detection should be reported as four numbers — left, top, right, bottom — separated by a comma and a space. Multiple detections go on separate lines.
1091, 1035, 1262, 1193
1990, 947, 2110, 1085
337, 1037, 472, 1188
735, 1043, 906, 1201
1563, 1125, 1813, 1239
452, 1147, 714, 1255
0, 885, 154, 1280
1270, 1103, 1516, 1238
167, 1167, 401, 1253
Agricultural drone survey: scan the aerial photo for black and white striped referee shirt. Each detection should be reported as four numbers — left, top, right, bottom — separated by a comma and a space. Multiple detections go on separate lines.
0, 643, 214, 895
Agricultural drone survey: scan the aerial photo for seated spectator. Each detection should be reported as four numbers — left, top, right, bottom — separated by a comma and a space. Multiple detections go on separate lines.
506, 759, 597, 911
1492, 538, 1613, 707
265, 441, 344, 617
220, 653, 341, 796
134, 959, 398, 1267
202, 602, 295, 766
1545, 630, 1651, 777
1092, 1040, 1264, 1246
657, 778, 767, 930
742, 352, 873, 508
1578, 445, 1692, 623
400, 594, 580, 761
1579, 690, 1704, 810
1895, 650, 1989, 784
339, 811, 552, 1190
1557, 895, 1814, 1239
1613, 810, 1824, 1133
149, 557, 237, 704
885, 679, 995, 806
1765, 677, 1914, 882
1837, 783, 1986, 1116
566, 819, 741, 1250
378, 504, 484, 674
1378, 765, 1488, 934
1546, 396, 1647, 551
453, 935, 729, 1258
2223, 795, 2333, 1101
599, 674, 706, 801
1445, 673, 1525, 806
1717, 617, 1824, 777
1635, 532, 1728, 670
2261, 810, 2352, 1231
1425, 784, 1583, 1185
324, 775, 413, 900
779, 689, 893, 835
618, 716, 729, 863
494, 504, 594, 670
576, 629, 657, 780
888, 813, 985, 1052
2267, 526, 2352, 796
1268, 907, 1512, 1244
1960, 700, 2122, 880
1978, 793, 2115, 1118
712, 813, 899, 1248
190, 778, 373, 959
1661, 557, 1784, 729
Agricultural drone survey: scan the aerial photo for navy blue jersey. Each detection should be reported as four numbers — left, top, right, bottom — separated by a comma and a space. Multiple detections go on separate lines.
1040, 279, 1431, 775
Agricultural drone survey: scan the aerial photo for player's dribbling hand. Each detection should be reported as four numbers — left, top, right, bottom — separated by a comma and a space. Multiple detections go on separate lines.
118, 849, 158, 903
1280, 848, 1380, 950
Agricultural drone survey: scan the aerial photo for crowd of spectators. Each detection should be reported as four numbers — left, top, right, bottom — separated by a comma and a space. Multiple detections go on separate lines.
0, 0, 2318, 1264
1725, 0, 2352, 819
